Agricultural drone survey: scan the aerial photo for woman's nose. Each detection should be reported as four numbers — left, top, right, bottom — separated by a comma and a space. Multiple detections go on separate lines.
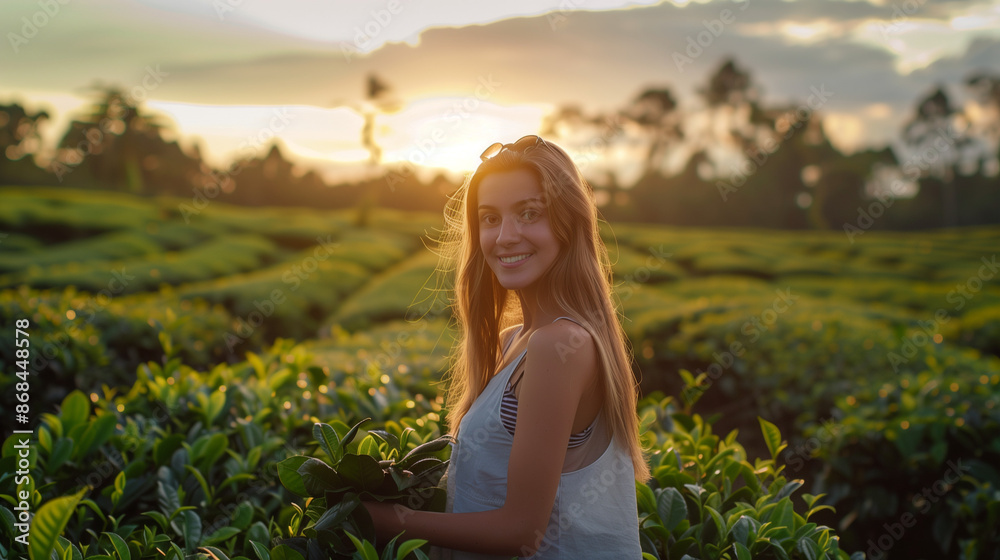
496, 217, 521, 244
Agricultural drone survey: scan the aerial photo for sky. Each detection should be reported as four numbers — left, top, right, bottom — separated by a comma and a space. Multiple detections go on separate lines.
2, 0, 999, 185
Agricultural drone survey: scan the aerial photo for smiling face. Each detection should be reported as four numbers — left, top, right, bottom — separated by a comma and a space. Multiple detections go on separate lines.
477, 168, 561, 296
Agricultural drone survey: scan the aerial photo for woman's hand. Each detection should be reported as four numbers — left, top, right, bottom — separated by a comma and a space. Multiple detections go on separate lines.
361, 499, 412, 542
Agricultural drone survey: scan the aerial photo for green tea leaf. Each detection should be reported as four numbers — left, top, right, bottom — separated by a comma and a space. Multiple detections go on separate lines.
338, 454, 386, 491
249, 541, 270, 560
141, 511, 169, 532
179, 510, 201, 552
369, 430, 400, 455
156, 466, 181, 515
195, 433, 229, 471
202, 527, 241, 547
705, 506, 727, 539
399, 436, 453, 469
313, 423, 342, 465
796, 537, 820, 560
231, 502, 254, 530
344, 532, 378, 560
48, 438, 74, 473
656, 488, 687, 532
207, 391, 226, 426
758, 417, 784, 461
730, 515, 751, 547
297, 458, 346, 496
776, 480, 802, 501
269, 544, 304, 560
277, 456, 310, 497
153, 434, 186, 467
198, 545, 232, 560
184, 465, 213, 503
396, 539, 428, 560
246, 353, 267, 378
341, 418, 371, 449
59, 391, 89, 435
636, 481, 657, 514
314, 494, 360, 532
76, 413, 116, 458
102, 532, 130, 560
29, 487, 87, 560
358, 435, 381, 459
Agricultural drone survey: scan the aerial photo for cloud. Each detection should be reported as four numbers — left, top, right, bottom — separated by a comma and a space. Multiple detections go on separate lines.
4, 0, 999, 171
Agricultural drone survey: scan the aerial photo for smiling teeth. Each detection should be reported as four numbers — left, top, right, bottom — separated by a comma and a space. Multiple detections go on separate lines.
501, 254, 530, 263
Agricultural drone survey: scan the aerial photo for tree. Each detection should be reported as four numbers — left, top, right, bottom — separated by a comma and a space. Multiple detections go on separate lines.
901, 86, 974, 227
623, 88, 683, 178
332, 73, 403, 227
692, 58, 774, 179
964, 72, 1000, 176
0, 103, 52, 185
53, 86, 173, 193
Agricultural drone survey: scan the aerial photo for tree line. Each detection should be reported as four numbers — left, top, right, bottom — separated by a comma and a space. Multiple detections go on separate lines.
1, 58, 997, 231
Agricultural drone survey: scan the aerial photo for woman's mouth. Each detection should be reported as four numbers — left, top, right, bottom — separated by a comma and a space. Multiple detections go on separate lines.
498, 253, 532, 267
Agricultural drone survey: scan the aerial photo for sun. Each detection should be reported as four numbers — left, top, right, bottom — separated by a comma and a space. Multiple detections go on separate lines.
376, 96, 549, 176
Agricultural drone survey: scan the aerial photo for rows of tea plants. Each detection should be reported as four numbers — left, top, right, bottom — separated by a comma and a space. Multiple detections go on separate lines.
2, 327, 862, 560
0, 286, 236, 412
0, 187, 440, 345
607, 224, 1000, 557
2, 187, 999, 556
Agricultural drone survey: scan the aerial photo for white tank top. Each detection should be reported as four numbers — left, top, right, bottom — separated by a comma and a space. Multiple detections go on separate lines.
437, 317, 643, 559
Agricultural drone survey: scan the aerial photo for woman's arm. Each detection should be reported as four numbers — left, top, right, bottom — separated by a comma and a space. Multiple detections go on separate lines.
362, 321, 599, 557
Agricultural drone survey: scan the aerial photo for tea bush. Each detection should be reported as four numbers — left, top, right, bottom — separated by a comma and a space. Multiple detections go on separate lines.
0, 287, 235, 411
3, 189, 998, 557
0, 334, 446, 560
636, 374, 862, 560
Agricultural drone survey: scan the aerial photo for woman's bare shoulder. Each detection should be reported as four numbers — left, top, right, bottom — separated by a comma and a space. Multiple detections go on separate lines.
526, 319, 597, 373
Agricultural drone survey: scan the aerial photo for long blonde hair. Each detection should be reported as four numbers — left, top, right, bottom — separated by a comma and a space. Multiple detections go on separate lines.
432, 138, 650, 482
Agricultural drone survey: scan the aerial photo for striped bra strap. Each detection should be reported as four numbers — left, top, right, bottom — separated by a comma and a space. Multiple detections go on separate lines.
499, 317, 595, 447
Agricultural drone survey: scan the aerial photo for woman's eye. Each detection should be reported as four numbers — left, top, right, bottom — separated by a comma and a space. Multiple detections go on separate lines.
481, 215, 498, 225
520, 209, 539, 221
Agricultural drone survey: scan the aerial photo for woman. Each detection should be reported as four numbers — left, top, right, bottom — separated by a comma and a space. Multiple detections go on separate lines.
362, 135, 650, 559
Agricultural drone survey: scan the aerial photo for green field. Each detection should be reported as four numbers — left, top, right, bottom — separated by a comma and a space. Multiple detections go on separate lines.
1, 186, 998, 559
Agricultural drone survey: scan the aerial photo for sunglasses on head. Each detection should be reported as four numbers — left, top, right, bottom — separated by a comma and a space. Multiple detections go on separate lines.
479, 135, 547, 162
